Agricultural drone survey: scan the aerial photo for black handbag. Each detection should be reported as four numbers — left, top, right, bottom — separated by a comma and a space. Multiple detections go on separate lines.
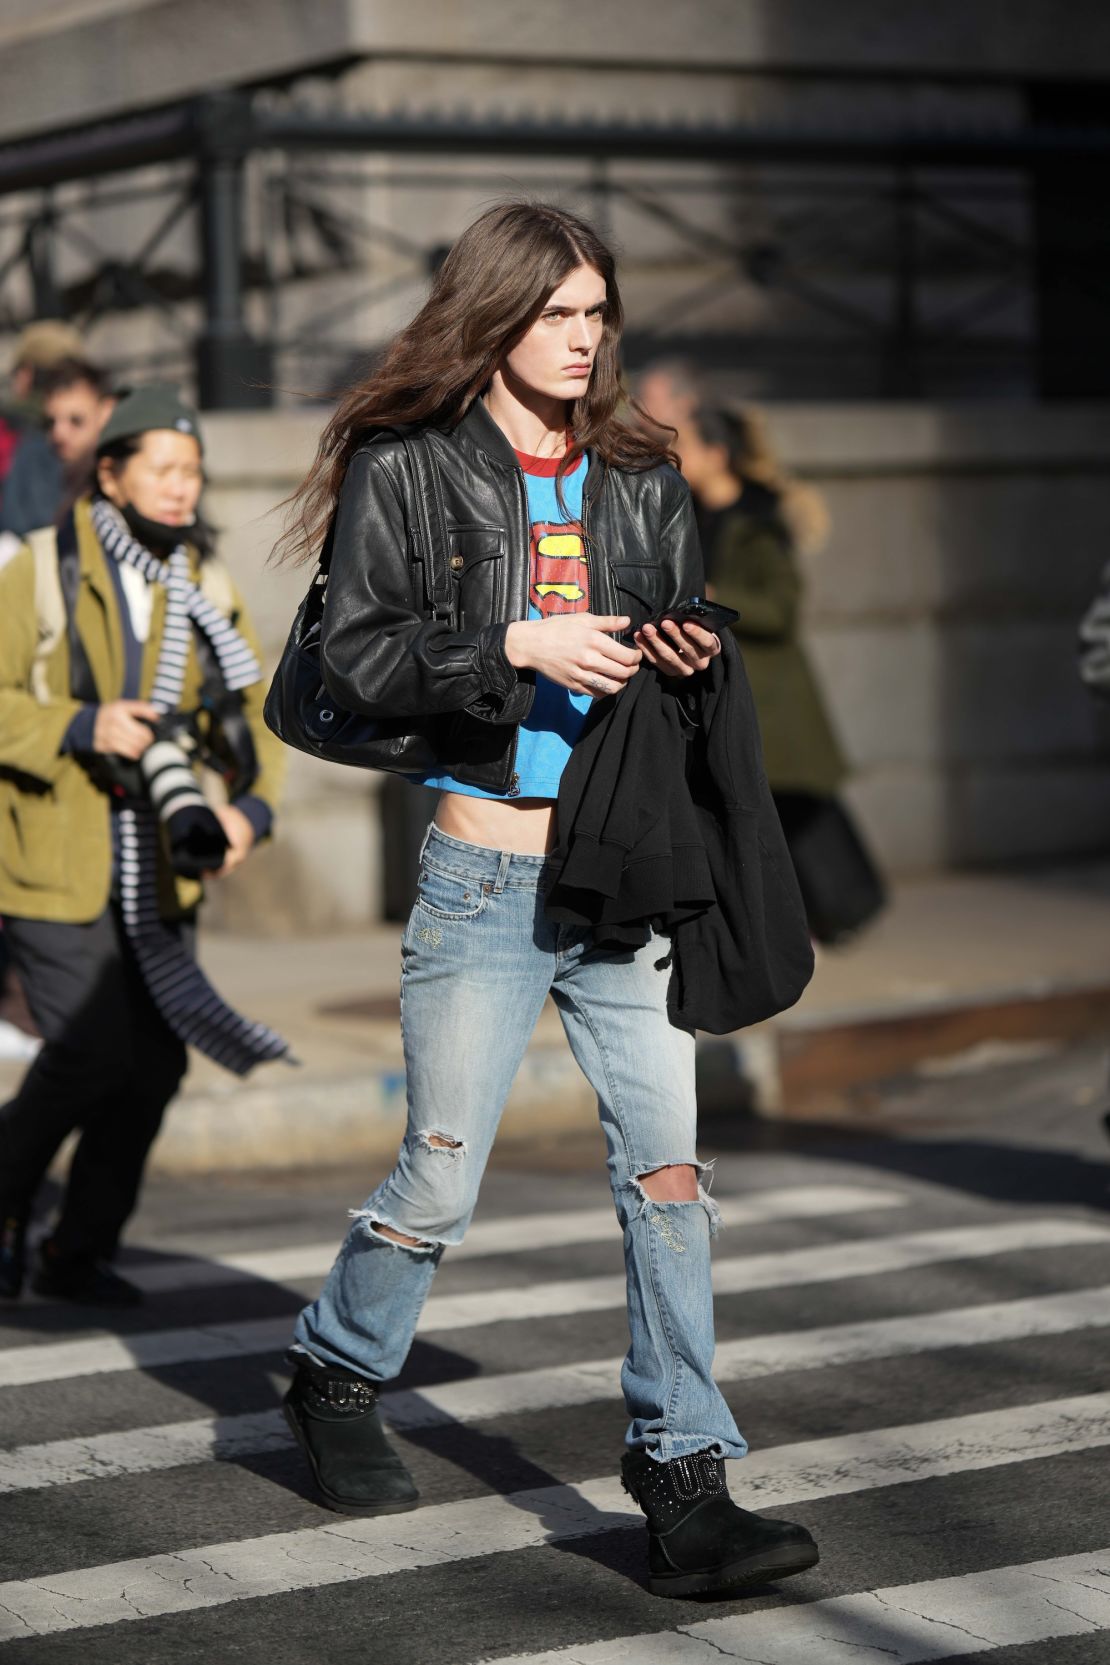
263, 432, 451, 775
776, 792, 886, 946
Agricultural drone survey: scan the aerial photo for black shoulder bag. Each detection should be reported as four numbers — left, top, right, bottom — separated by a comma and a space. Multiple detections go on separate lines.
263, 432, 449, 775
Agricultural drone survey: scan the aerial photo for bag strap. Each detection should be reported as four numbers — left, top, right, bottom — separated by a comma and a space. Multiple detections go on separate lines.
315, 431, 449, 619
400, 431, 451, 620
28, 525, 65, 704
58, 512, 99, 705
29, 513, 97, 705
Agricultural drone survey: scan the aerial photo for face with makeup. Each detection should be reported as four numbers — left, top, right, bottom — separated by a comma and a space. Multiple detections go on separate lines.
499, 263, 608, 407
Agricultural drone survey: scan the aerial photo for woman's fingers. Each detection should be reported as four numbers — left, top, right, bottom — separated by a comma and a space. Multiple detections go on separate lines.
660, 618, 719, 659
589, 651, 638, 682
636, 623, 703, 678
595, 634, 642, 668
674, 621, 720, 657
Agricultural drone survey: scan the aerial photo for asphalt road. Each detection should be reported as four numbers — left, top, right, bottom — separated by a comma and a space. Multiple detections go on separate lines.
0, 1039, 1108, 1664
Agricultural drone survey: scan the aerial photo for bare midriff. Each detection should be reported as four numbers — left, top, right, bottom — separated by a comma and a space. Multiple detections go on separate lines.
433, 791, 557, 855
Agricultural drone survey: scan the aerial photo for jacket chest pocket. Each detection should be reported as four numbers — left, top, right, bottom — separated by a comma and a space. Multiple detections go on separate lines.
610, 560, 664, 629
446, 526, 505, 629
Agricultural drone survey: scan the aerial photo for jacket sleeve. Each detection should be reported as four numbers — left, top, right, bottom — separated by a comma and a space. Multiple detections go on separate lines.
658, 474, 706, 610
0, 546, 84, 787
711, 519, 799, 641
656, 474, 710, 727
319, 449, 533, 725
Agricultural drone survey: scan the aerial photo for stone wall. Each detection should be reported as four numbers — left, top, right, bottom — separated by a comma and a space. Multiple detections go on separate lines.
197, 401, 1110, 932
5, 0, 1110, 145
772, 406, 1110, 872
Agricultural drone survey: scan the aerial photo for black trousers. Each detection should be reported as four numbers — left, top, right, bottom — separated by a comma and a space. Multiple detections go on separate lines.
0, 907, 190, 1259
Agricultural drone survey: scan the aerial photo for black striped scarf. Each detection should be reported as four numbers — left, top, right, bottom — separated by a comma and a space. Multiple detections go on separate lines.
91, 497, 290, 1076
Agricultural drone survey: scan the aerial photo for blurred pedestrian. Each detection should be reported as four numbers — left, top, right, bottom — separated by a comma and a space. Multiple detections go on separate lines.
1, 356, 115, 540
0, 321, 85, 543
272, 201, 818, 1599
43, 356, 116, 477
0, 383, 287, 1308
679, 404, 884, 944
0, 328, 89, 1057
634, 356, 702, 435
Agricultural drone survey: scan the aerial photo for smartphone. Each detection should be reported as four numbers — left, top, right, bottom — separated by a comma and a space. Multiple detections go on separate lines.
651, 595, 740, 635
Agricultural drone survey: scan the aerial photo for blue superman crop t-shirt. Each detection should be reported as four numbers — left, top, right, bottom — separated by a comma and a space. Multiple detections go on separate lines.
409, 446, 592, 801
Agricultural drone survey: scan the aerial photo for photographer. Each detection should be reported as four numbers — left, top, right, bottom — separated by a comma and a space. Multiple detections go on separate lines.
0, 384, 286, 1307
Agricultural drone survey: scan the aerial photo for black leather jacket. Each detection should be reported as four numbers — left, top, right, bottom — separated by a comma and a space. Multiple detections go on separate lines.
320, 400, 704, 794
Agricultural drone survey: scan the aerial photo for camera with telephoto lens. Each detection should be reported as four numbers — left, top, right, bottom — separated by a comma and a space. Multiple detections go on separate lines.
140, 718, 230, 878
95, 716, 230, 878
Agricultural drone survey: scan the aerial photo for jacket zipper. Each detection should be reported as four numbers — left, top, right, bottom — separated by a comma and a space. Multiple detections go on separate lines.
499, 468, 532, 798
582, 490, 599, 616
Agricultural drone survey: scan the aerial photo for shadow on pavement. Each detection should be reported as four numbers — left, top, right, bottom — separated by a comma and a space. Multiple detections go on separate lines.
700, 1115, 1110, 1213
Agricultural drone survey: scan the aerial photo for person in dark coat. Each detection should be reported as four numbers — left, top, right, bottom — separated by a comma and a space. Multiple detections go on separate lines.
677, 405, 845, 801
678, 406, 883, 943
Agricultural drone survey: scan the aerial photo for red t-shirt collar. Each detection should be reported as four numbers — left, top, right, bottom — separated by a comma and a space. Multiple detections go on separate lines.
513, 444, 585, 478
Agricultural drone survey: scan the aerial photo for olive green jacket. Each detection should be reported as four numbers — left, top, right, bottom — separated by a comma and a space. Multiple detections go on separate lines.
0, 496, 285, 923
709, 499, 847, 797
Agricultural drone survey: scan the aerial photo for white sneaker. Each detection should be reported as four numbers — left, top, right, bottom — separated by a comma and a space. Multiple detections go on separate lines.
0, 1020, 40, 1062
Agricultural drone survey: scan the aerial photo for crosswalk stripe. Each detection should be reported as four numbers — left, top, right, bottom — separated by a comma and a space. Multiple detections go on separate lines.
384, 1282, 1110, 1429
6, 1285, 1107, 1494
124, 1185, 906, 1296
485, 1547, 1110, 1664
0, 1410, 289, 1495
1, 1218, 1104, 1391
0, 1316, 293, 1391
411, 1218, 1110, 1336
0, 1393, 1107, 1640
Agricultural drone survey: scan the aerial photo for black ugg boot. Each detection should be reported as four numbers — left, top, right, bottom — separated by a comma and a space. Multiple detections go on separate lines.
283, 1354, 419, 1516
621, 1448, 819, 1598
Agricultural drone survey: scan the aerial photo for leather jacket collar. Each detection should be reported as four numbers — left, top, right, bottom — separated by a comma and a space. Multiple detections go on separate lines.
453, 399, 605, 502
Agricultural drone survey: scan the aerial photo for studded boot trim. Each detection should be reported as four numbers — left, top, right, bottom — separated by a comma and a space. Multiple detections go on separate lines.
296, 1362, 380, 1416
622, 1449, 727, 1533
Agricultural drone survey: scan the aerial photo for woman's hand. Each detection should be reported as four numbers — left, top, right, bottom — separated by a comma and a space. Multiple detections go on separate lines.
505, 614, 642, 698
203, 803, 256, 880
92, 700, 160, 759
634, 618, 721, 680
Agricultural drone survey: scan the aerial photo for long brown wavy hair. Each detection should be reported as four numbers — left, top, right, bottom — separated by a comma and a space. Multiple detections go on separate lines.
276, 201, 675, 564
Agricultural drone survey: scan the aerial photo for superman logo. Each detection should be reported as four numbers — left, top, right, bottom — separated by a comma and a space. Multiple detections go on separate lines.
530, 520, 589, 618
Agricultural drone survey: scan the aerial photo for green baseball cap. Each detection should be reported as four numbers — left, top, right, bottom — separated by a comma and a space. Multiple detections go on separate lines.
96, 382, 204, 455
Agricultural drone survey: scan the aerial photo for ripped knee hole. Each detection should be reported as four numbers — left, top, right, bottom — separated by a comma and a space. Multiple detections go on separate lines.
369, 1220, 435, 1250
417, 1130, 466, 1156
636, 1162, 700, 1203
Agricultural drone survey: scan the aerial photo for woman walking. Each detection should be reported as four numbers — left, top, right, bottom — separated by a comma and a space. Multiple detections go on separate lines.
678, 405, 883, 944
0, 384, 286, 1307
276, 202, 818, 1599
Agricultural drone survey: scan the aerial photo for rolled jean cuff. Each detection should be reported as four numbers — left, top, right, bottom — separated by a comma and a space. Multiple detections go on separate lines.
638, 1430, 749, 1463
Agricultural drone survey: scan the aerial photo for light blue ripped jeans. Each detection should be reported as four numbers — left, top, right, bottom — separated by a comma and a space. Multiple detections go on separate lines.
293, 823, 746, 1463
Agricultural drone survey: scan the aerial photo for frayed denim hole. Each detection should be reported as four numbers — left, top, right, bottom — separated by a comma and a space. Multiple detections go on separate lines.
415, 1129, 467, 1159
347, 1208, 440, 1256
626, 1165, 721, 1241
